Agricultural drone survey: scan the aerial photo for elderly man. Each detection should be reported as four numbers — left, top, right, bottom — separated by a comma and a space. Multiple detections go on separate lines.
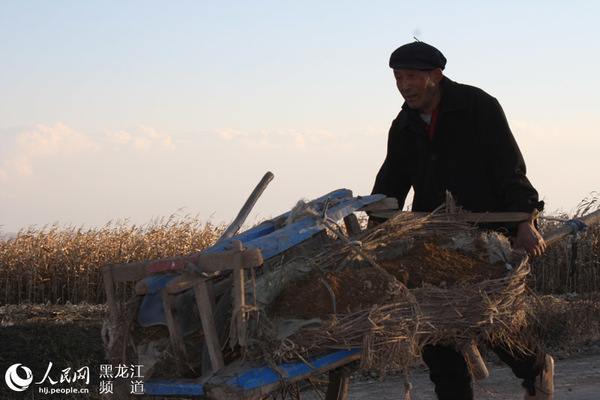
371, 41, 554, 399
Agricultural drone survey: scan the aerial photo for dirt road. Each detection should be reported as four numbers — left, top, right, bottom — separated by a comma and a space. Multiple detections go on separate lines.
311, 354, 600, 399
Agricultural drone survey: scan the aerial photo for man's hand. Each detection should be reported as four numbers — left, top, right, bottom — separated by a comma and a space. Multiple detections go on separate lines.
516, 220, 546, 257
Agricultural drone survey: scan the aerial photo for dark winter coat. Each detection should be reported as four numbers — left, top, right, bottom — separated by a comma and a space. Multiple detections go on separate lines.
372, 76, 543, 234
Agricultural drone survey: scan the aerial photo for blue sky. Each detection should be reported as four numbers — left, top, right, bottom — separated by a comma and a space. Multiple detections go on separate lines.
1, 1, 599, 233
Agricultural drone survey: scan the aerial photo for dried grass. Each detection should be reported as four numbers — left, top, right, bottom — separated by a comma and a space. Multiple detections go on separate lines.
0, 214, 225, 304
245, 209, 532, 371
531, 192, 600, 294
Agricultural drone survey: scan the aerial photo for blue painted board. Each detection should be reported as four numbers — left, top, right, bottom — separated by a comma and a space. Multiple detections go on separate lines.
143, 349, 360, 396
202, 188, 354, 254
235, 193, 384, 261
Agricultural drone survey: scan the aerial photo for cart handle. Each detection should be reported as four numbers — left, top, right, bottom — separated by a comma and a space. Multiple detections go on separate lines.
217, 171, 275, 244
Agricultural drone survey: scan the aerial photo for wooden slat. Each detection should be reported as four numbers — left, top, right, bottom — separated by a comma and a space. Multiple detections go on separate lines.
231, 265, 246, 347
135, 274, 177, 295
194, 280, 225, 371
369, 210, 532, 223
358, 197, 399, 211
115, 246, 260, 277
136, 246, 263, 276
164, 274, 205, 295
343, 213, 361, 236
205, 279, 217, 311
196, 248, 263, 273
461, 341, 489, 380
160, 288, 189, 375
165, 275, 232, 297
108, 261, 149, 283
133, 246, 261, 295
102, 264, 119, 327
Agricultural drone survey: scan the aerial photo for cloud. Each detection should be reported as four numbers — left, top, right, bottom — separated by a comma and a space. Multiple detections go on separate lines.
364, 125, 389, 137
141, 126, 175, 150
104, 125, 176, 151
0, 123, 100, 179
222, 128, 340, 151
15, 122, 99, 156
282, 129, 333, 150
216, 129, 250, 141
5, 156, 33, 177
327, 141, 360, 151
509, 120, 560, 145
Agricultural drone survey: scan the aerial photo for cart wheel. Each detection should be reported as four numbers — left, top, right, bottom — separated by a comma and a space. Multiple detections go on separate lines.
201, 289, 349, 400
325, 368, 350, 400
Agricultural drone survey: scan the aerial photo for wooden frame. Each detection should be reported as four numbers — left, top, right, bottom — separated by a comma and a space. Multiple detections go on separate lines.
102, 240, 263, 375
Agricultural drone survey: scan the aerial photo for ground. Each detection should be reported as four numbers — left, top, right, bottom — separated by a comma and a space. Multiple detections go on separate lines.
1, 299, 599, 399
301, 353, 600, 399
0, 303, 106, 400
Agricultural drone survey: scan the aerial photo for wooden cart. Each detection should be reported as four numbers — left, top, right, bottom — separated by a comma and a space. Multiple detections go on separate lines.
103, 188, 390, 399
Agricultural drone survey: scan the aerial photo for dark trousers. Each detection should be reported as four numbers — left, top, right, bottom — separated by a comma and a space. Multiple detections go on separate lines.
421, 331, 546, 400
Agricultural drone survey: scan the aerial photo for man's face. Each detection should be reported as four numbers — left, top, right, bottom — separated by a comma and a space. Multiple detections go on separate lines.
393, 69, 442, 113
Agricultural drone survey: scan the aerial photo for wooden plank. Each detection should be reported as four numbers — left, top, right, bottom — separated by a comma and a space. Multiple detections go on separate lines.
358, 197, 399, 211
343, 213, 361, 236
194, 280, 225, 371
205, 279, 217, 311
135, 274, 177, 295
136, 246, 260, 294
160, 288, 189, 375
135, 247, 262, 295
461, 341, 489, 380
231, 265, 246, 347
196, 248, 263, 273
109, 261, 149, 283
227, 240, 247, 347
164, 276, 232, 298
165, 274, 206, 295
102, 264, 119, 327
137, 247, 263, 276
369, 210, 532, 223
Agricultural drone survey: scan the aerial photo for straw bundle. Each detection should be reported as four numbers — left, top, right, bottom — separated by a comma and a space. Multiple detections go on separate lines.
279, 259, 529, 370
244, 208, 531, 371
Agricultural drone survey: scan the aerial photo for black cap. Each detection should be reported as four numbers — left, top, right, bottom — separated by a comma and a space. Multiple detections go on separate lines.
389, 41, 446, 70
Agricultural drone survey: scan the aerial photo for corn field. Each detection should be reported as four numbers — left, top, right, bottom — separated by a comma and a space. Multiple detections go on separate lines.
1, 201, 599, 305
530, 194, 600, 294
0, 215, 225, 305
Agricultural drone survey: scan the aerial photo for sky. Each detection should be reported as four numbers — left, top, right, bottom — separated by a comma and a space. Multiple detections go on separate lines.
1, 0, 599, 234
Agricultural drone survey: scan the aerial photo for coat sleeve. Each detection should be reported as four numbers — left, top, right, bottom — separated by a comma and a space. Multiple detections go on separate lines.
475, 95, 544, 213
371, 118, 412, 210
